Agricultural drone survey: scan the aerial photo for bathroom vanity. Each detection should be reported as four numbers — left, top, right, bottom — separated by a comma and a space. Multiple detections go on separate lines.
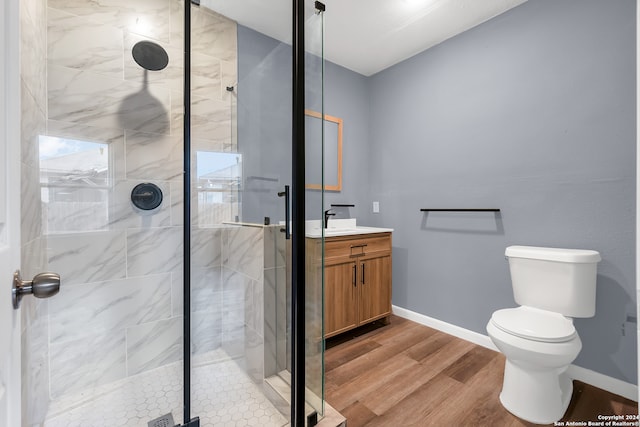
306, 221, 393, 338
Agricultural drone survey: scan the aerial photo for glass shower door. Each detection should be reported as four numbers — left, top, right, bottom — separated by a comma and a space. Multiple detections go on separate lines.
210, 0, 326, 425
185, 2, 291, 425
188, 1, 328, 424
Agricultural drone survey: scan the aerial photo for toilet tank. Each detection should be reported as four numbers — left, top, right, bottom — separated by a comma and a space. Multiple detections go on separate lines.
505, 245, 601, 318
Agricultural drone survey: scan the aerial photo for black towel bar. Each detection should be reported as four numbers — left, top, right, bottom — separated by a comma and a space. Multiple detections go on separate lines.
420, 208, 500, 212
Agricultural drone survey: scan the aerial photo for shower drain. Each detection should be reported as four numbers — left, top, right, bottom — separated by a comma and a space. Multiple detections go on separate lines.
147, 413, 176, 427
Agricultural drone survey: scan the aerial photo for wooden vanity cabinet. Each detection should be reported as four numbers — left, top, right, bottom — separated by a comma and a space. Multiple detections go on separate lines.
357, 255, 392, 325
324, 261, 359, 336
318, 232, 392, 338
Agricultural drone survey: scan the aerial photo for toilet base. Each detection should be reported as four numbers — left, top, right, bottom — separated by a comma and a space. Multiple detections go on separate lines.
499, 359, 573, 424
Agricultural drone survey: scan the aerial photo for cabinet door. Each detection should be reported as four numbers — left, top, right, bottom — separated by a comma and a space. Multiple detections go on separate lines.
324, 261, 358, 337
359, 255, 392, 325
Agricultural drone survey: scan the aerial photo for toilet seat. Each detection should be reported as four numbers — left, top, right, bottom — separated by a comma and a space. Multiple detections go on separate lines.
491, 306, 577, 343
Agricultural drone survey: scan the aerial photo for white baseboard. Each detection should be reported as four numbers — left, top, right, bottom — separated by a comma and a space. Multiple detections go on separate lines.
565, 364, 638, 403
392, 305, 638, 402
392, 305, 499, 351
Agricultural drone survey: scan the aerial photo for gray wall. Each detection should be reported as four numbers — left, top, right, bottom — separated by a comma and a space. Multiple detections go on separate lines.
238, 26, 372, 225
237, 25, 292, 225
322, 60, 373, 224
368, 0, 636, 383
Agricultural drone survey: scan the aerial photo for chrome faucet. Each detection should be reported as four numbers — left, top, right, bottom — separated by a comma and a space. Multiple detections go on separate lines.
324, 209, 336, 229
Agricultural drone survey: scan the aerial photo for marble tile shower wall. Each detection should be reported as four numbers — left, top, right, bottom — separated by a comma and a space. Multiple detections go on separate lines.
221, 225, 265, 383
214, 224, 288, 388
40, 0, 238, 405
263, 226, 288, 379
20, 0, 50, 424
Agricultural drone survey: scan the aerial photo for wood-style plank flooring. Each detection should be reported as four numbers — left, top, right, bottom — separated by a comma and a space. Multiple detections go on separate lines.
325, 315, 638, 427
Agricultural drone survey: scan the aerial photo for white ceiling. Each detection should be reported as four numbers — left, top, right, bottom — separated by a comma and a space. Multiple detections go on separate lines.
202, 0, 527, 76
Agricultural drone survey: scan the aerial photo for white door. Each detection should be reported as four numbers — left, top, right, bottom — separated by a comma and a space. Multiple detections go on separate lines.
0, 0, 22, 425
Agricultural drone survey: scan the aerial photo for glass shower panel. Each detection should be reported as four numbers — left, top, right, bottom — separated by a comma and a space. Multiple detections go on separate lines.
304, 2, 326, 420
36, 0, 185, 425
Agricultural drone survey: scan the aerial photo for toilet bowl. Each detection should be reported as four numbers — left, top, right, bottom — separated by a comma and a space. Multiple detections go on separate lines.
487, 246, 600, 424
487, 307, 581, 424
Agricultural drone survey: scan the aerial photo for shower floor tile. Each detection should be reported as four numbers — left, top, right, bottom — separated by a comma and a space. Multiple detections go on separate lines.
43, 351, 288, 427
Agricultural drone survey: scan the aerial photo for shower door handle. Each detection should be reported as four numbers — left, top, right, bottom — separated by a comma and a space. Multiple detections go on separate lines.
12, 270, 60, 309
278, 185, 290, 240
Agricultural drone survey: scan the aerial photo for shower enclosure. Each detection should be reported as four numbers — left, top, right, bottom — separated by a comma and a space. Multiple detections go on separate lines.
18, 0, 326, 425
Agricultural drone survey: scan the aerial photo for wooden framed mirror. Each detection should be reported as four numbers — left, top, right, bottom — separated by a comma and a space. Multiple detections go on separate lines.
305, 109, 343, 191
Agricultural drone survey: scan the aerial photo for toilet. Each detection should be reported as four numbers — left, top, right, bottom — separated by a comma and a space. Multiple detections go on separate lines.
487, 245, 601, 424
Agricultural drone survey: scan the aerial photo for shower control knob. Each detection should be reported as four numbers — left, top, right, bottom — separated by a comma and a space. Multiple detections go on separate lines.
131, 183, 163, 210
12, 270, 60, 309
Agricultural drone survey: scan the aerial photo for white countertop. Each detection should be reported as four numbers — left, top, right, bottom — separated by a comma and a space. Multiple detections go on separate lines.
304, 219, 393, 238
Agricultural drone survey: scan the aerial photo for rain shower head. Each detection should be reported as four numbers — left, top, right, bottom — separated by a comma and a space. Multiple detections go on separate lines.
132, 40, 169, 71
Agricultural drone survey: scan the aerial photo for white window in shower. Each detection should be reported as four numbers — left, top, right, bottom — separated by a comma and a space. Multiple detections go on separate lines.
39, 135, 111, 234
196, 151, 242, 226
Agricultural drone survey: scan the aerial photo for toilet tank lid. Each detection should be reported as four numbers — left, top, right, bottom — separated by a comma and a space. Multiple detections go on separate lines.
505, 245, 601, 263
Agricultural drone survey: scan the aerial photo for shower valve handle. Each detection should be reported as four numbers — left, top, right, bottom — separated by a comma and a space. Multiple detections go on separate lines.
12, 270, 60, 309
